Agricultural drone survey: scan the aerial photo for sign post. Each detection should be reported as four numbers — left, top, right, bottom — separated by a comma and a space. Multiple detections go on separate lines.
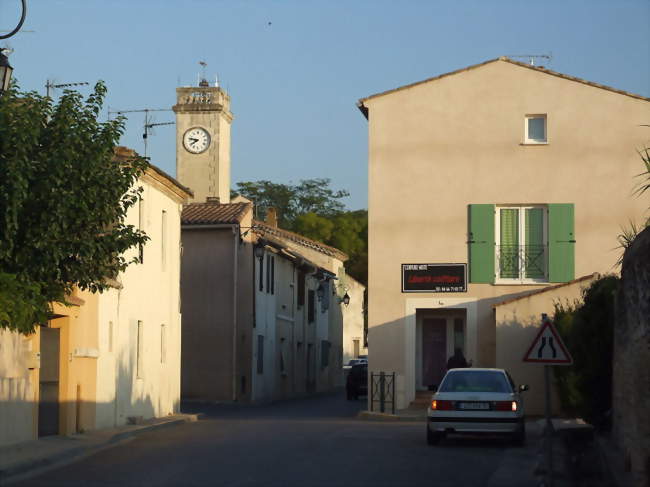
523, 314, 573, 487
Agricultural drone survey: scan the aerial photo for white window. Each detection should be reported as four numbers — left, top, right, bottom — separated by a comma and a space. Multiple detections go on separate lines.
136, 320, 144, 379
108, 321, 114, 353
524, 114, 547, 144
160, 324, 166, 364
161, 210, 167, 271
495, 206, 548, 283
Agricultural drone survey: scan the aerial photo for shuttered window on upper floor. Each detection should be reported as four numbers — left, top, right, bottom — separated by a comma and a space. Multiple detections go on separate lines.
468, 203, 574, 284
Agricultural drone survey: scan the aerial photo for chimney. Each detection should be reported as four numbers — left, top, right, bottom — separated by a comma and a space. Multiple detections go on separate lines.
206, 196, 220, 204
265, 207, 278, 227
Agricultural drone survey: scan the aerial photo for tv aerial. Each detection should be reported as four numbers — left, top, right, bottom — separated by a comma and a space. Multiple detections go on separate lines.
506, 53, 552, 67
45, 80, 89, 98
107, 107, 174, 157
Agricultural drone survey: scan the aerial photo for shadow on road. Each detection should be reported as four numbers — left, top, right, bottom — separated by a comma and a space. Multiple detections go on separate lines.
182, 390, 365, 421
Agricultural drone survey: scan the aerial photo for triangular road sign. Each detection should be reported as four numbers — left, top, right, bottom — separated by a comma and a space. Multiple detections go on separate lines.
523, 319, 573, 365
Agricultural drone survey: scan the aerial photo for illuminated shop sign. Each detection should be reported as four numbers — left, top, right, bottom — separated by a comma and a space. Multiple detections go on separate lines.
401, 264, 467, 293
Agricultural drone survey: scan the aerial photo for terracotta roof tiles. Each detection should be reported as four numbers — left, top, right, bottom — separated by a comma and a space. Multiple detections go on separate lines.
182, 202, 251, 225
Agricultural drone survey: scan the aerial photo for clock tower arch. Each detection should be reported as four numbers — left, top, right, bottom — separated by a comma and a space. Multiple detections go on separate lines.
173, 79, 233, 203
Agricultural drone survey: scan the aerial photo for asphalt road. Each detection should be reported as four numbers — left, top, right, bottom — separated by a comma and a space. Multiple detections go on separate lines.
17, 392, 537, 487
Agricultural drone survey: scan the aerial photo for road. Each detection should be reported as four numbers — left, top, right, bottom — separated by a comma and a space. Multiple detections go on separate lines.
17, 392, 537, 487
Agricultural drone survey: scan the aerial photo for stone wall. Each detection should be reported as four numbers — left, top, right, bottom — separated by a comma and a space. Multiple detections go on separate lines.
613, 226, 650, 487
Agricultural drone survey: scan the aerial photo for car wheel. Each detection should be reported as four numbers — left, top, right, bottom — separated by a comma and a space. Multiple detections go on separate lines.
513, 422, 526, 446
427, 425, 442, 445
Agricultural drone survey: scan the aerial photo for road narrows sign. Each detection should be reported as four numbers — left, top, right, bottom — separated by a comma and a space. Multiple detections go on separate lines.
523, 319, 573, 365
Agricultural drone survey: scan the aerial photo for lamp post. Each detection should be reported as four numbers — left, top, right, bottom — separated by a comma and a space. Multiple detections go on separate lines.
0, 49, 12, 93
0, 0, 27, 96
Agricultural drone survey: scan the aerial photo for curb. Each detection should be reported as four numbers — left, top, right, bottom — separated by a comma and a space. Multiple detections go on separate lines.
0, 413, 202, 486
357, 410, 425, 422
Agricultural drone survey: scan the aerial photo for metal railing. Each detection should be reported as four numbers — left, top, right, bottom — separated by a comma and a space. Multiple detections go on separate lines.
497, 245, 547, 280
370, 372, 395, 414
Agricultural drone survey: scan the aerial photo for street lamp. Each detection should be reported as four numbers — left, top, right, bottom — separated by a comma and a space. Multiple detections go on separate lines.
339, 292, 351, 307
253, 244, 265, 260
0, 49, 12, 93
0, 0, 27, 95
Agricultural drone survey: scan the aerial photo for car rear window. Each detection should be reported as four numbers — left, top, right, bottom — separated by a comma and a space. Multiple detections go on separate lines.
438, 371, 512, 393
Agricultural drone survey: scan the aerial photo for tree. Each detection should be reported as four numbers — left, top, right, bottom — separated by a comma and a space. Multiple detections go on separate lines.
233, 178, 349, 228
0, 82, 148, 334
553, 276, 618, 427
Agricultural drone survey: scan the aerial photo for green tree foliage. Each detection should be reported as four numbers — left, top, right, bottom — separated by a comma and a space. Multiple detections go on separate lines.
233, 178, 349, 228
553, 276, 619, 427
293, 210, 368, 285
233, 179, 367, 285
0, 82, 148, 334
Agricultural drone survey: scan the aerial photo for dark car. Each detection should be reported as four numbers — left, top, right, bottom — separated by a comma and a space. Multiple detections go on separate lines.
346, 363, 368, 400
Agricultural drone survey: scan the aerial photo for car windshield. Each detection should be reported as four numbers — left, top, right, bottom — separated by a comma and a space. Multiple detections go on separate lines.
438, 371, 512, 393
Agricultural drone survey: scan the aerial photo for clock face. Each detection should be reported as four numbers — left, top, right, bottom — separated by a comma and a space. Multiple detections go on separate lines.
183, 127, 211, 154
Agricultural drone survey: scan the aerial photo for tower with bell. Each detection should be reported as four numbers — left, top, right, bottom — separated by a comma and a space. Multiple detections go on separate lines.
173, 62, 233, 203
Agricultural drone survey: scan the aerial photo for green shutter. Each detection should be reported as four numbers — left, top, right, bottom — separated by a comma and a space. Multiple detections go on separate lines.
548, 204, 575, 283
468, 204, 495, 283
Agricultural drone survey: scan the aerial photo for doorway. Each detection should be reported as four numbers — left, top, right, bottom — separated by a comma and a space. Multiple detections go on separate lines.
416, 309, 467, 391
38, 327, 60, 437
421, 319, 447, 389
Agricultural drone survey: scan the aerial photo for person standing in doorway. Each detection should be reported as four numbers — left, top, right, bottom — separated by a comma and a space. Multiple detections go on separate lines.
447, 348, 469, 369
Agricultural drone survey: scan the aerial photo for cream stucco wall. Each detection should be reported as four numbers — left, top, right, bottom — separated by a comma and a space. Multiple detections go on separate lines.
96, 173, 186, 428
0, 329, 36, 446
363, 59, 649, 410
494, 274, 599, 415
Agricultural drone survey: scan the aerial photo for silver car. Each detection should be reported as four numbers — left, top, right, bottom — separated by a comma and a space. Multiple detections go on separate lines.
426, 368, 528, 445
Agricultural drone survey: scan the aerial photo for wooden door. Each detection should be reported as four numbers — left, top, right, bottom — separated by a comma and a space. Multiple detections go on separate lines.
422, 318, 447, 388
38, 327, 60, 437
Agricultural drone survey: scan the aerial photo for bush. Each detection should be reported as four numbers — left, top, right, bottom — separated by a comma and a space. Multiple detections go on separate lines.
553, 275, 619, 428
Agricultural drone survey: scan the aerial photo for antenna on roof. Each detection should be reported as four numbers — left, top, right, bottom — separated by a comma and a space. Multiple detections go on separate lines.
198, 60, 209, 87
506, 53, 552, 67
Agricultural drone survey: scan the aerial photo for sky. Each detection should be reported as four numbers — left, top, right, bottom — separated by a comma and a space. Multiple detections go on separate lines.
2, 0, 649, 210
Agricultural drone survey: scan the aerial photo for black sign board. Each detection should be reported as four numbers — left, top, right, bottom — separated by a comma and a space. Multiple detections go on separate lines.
401, 264, 467, 293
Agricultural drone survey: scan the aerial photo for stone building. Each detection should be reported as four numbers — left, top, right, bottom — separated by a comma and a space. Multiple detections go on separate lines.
614, 227, 650, 487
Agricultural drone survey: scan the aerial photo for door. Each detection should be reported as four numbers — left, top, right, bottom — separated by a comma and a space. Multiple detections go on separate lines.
422, 318, 447, 388
38, 327, 60, 437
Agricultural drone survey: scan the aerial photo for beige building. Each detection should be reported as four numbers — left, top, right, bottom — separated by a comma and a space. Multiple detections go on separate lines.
176, 79, 359, 402
358, 57, 649, 413
0, 151, 191, 447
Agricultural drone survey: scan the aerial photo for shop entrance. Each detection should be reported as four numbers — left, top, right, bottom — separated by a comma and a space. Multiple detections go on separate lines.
416, 309, 467, 390
421, 319, 446, 388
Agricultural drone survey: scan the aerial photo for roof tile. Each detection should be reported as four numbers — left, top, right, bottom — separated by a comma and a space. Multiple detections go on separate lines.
182, 202, 251, 225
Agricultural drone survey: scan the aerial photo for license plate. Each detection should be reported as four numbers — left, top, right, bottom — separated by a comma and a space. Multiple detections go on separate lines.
457, 402, 489, 410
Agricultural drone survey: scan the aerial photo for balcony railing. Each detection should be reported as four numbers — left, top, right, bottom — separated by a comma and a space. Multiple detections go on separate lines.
497, 245, 547, 280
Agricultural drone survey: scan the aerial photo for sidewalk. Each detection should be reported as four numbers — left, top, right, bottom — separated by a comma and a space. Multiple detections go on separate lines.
358, 407, 619, 487
0, 413, 201, 486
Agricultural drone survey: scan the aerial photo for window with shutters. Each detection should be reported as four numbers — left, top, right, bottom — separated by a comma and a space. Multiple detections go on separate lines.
468, 203, 575, 284
307, 290, 315, 323
496, 206, 548, 283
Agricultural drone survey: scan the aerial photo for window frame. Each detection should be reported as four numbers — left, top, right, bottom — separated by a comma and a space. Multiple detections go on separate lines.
523, 114, 548, 144
495, 205, 549, 284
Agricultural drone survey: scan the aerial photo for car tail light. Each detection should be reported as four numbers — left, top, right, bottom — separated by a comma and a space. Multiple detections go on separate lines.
495, 401, 517, 411
431, 400, 453, 410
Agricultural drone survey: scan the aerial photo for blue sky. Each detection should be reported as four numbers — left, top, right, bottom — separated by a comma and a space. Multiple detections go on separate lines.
3, 0, 649, 210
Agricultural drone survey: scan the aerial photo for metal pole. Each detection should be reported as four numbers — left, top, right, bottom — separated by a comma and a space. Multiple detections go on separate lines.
391, 372, 395, 414
379, 372, 385, 413
544, 365, 554, 487
370, 373, 373, 412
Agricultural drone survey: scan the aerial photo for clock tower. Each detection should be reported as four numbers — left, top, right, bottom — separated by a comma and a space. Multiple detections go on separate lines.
173, 79, 233, 203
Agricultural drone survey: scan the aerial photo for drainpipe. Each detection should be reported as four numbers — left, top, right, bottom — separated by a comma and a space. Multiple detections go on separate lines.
232, 225, 239, 402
